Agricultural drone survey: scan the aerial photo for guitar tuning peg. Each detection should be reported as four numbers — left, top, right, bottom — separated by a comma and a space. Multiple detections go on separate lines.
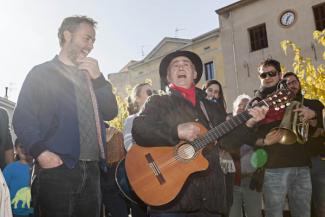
283, 97, 287, 100
280, 105, 285, 109
275, 107, 280, 111
286, 102, 290, 106
277, 99, 282, 102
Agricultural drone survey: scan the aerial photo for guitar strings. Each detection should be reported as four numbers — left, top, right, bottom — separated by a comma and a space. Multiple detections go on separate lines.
135, 90, 290, 178
143, 118, 243, 170
147, 139, 207, 171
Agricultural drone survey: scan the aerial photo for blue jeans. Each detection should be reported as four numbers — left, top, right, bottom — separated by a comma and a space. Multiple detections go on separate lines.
263, 167, 312, 217
33, 161, 101, 217
229, 177, 262, 217
311, 157, 325, 217
100, 165, 129, 217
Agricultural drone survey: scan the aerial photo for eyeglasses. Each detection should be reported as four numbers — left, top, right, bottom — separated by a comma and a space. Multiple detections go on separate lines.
259, 70, 278, 79
286, 79, 299, 86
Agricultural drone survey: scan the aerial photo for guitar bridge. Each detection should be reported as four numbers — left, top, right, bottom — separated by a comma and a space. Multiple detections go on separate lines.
145, 153, 166, 185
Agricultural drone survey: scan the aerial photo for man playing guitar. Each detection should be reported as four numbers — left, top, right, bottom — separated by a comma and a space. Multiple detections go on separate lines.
131, 50, 268, 217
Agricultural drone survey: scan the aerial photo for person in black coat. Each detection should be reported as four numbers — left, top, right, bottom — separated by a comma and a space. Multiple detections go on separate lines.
283, 72, 324, 217
132, 50, 268, 217
251, 58, 322, 217
0, 108, 14, 170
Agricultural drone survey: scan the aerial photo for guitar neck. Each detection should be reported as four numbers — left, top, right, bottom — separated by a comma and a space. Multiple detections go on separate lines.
192, 112, 252, 150
192, 100, 269, 150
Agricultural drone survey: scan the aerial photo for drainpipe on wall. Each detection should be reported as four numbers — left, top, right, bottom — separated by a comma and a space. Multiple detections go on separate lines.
230, 11, 239, 95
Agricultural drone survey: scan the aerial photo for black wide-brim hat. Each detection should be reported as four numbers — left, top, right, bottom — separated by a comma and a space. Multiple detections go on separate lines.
159, 50, 203, 85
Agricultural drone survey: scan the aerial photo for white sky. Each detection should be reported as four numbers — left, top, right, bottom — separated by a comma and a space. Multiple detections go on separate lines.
0, 0, 237, 102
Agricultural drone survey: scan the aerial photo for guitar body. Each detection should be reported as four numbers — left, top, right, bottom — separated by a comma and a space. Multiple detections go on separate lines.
125, 123, 209, 206
115, 159, 143, 204
122, 87, 294, 207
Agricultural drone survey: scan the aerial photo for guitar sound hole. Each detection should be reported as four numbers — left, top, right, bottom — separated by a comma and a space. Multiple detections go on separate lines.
177, 144, 195, 160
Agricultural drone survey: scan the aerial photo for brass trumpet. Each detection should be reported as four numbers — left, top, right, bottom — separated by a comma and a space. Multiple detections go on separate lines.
270, 94, 309, 145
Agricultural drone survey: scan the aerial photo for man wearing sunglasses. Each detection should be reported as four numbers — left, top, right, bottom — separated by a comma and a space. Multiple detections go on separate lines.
250, 59, 320, 217
258, 63, 281, 88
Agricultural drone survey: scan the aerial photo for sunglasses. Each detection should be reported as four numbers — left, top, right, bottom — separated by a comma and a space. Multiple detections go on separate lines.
259, 70, 278, 79
286, 79, 299, 86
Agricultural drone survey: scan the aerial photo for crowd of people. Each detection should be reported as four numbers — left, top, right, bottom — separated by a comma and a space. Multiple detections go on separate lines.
0, 15, 324, 217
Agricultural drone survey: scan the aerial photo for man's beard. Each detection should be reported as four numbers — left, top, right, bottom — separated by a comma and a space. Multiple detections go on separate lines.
66, 39, 83, 65
291, 87, 300, 96
67, 48, 79, 65
293, 88, 303, 100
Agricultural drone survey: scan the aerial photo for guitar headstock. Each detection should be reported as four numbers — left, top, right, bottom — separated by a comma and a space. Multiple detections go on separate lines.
260, 88, 295, 110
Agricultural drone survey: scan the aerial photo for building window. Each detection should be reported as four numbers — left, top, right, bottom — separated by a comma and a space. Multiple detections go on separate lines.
248, 23, 268, 52
313, 3, 325, 31
204, 62, 215, 80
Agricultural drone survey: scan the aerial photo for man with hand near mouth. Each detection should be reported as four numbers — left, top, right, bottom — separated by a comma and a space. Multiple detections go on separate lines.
13, 16, 118, 217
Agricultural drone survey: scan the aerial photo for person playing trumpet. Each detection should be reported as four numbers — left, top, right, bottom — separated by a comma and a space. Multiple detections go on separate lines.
283, 72, 324, 217
251, 58, 323, 217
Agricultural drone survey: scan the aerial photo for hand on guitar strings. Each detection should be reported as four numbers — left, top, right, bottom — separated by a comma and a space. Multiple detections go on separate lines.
177, 122, 200, 142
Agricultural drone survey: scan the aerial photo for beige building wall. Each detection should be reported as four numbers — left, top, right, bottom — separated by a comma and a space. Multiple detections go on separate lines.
108, 29, 224, 99
217, 0, 324, 107
108, 71, 130, 98
191, 29, 225, 88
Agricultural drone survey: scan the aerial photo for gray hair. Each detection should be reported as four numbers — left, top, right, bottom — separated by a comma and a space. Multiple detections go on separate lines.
233, 94, 251, 115
58, 15, 97, 47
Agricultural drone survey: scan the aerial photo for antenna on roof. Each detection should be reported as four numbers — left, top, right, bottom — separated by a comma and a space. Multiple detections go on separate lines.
4, 82, 17, 100
175, 27, 186, 37
140, 45, 152, 58
141, 45, 145, 57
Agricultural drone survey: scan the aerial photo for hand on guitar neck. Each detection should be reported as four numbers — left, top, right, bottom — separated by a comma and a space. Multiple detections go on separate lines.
246, 106, 269, 128
177, 106, 269, 142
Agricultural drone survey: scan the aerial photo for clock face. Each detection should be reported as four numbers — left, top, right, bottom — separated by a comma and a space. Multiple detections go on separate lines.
280, 11, 296, 27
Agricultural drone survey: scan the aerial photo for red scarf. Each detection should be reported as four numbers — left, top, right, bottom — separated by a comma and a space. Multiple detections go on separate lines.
169, 83, 196, 106
259, 107, 285, 125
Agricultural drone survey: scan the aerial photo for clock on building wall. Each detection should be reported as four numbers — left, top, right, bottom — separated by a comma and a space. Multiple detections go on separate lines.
279, 10, 296, 27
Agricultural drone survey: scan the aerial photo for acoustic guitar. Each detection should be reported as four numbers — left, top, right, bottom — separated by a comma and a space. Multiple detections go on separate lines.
116, 87, 294, 206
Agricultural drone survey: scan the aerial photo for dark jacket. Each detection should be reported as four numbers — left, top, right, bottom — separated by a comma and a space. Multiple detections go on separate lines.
252, 88, 324, 168
0, 108, 13, 169
132, 88, 255, 214
12, 56, 118, 168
